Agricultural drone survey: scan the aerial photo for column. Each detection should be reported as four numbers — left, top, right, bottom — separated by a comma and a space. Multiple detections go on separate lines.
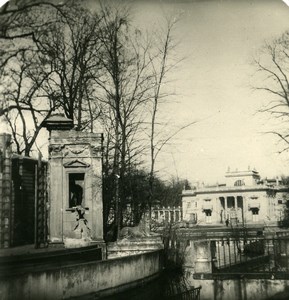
0, 133, 12, 248
155, 210, 158, 221
239, 197, 243, 223
193, 240, 213, 274
231, 196, 238, 225
183, 240, 194, 278
243, 196, 246, 224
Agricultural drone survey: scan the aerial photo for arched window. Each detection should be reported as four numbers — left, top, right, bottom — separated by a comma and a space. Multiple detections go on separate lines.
234, 179, 245, 186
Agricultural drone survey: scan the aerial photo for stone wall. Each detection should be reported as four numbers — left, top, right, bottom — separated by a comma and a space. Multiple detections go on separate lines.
107, 236, 164, 258
0, 250, 163, 300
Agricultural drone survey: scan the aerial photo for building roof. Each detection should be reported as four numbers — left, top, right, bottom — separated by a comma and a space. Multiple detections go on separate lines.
225, 169, 260, 178
182, 169, 289, 197
41, 114, 74, 131
182, 184, 289, 197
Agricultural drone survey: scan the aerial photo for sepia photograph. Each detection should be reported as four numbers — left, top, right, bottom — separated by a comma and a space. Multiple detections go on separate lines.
1, 0, 289, 299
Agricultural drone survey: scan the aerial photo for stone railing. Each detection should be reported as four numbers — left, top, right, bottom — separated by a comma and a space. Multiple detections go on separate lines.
0, 249, 163, 299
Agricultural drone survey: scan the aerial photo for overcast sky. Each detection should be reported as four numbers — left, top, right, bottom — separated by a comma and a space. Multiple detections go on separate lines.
128, 0, 289, 184
2, 0, 289, 185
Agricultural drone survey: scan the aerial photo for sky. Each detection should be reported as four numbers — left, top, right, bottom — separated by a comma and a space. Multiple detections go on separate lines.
128, 0, 289, 185
2, 0, 289, 185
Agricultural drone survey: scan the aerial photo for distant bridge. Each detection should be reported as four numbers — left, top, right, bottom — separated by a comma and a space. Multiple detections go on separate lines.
164, 226, 289, 279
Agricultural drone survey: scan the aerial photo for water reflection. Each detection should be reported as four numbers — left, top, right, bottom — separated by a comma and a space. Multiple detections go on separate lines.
103, 267, 190, 300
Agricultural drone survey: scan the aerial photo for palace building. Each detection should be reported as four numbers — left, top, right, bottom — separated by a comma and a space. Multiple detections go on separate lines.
182, 168, 289, 226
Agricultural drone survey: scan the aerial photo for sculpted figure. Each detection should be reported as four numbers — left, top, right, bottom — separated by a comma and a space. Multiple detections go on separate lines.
74, 205, 91, 239
119, 213, 159, 239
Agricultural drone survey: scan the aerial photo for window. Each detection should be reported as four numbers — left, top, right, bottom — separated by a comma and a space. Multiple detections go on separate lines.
278, 200, 283, 205
205, 210, 212, 216
69, 173, 85, 208
190, 213, 197, 223
205, 210, 212, 223
234, 180, 245, 186
252, 208, 259, 222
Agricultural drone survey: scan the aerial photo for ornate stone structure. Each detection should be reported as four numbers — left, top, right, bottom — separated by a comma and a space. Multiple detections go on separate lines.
182, 169, 289, 227
107, 213, 163, 258
152, 206, 182, 225
43, 115, 104, 247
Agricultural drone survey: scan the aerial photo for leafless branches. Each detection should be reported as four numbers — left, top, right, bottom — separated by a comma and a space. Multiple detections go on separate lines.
1, 49, 55, 155
1, 1, 104, 155
0, 1, 193, 238
253, 31, 289, 152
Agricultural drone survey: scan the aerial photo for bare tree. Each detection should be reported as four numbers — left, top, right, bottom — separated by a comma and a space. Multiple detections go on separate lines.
0, 1, 191, 239
1, 47, 55, 155
1, 1, 104, 155
96, 8, 196, 237
254, 31, 289, 152
0, 0, 67, 75
33, 2, 103, 130
148, 17, 178, 211
0, 1, 67, 37
147, 16, 196, 213
94, 2, 155, 237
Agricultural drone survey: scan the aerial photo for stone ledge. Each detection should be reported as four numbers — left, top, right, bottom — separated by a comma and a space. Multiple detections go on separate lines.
107, 236, 164, 259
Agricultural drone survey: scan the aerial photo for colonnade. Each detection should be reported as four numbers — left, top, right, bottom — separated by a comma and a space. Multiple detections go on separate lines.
219, 195, 244, 224
153, 206, 182, 223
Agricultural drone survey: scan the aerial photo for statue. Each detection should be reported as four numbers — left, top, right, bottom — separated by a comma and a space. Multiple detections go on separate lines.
73, 206, 90, 239
119, 213, 159, 239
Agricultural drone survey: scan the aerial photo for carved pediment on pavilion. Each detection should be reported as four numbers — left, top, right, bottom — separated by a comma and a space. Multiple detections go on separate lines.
63, 160, 90, 168
63, 145, 90, 157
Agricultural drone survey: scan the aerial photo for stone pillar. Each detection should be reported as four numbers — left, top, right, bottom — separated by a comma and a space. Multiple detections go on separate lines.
43, 115, 104, 248
165, 210, 169, 222
231, 196, 238, 225
237, 197, 242, 223
155, 210, 158, 221
264, 231, 276, 255
225, 197, 228, 219
0, 133, 12, 248
183, 240, 195, 278
171, 210, 174, 222
193, 240, 213, 273
242, 196, 247, 224
239, 239, 245, 254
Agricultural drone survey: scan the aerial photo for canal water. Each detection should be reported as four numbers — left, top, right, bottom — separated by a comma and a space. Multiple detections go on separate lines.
102, 268, 191, 300
75, 268, 190, 300
103, 277, 165, 300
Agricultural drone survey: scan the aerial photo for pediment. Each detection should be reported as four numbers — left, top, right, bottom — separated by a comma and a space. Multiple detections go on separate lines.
63, 160, 90, 168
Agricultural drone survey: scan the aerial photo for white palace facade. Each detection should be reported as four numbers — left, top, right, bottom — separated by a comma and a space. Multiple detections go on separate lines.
182, 169, 289, 226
